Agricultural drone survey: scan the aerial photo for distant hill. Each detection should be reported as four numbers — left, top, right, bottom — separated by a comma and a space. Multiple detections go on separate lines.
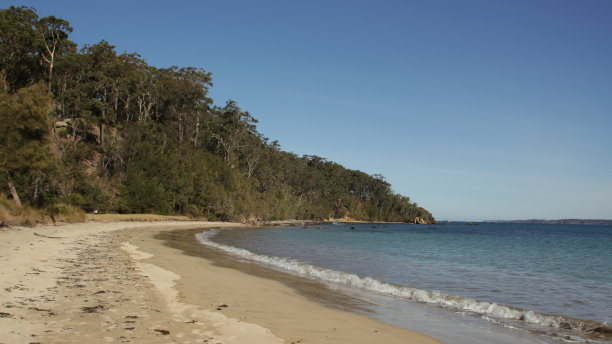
0, 6, 435, 225
483, 219, 612, 225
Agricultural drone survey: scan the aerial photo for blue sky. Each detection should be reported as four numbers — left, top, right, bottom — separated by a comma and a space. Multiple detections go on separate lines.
9, 0, 612, 220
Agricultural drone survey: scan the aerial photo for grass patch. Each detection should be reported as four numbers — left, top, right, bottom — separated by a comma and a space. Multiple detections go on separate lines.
1, 193, 86, 227
51, 203, 86, 223
1, 192, 192, 227
0, 193, 49, 227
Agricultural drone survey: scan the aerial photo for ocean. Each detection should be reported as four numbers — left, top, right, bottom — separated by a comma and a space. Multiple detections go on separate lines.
195, 222, 612, 343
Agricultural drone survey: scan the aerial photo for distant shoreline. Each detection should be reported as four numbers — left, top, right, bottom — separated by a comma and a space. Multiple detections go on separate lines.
483, 219, 612, 225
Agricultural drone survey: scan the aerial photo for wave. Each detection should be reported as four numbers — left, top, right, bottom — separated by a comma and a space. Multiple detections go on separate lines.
195, 230, 611, 337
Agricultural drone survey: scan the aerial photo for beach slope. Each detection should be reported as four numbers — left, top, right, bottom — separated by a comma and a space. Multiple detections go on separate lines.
0, 221, 440, 343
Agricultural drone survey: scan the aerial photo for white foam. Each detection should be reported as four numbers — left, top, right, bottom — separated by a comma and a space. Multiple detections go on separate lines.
195, 230, 587, 332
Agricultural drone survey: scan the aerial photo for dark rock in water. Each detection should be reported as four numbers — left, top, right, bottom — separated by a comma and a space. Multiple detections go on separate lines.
350, 226, 355, 230
588, 326, 612, 334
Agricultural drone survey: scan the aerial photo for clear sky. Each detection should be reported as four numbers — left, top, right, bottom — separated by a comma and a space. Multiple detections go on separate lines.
8, 0, 612, 221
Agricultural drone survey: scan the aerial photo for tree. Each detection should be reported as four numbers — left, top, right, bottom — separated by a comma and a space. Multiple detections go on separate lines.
155, 66, 212, 146
118, 53, 156, 121
0, 7, 73, 93
37, 15, 73, 92
0, 5, 436, 223
208, 100, 259, 167
0, 83, 62, 206
0, 6, 40, 92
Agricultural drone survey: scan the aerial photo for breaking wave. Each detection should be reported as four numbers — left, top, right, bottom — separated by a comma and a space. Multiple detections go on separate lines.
196, 230, 610, 337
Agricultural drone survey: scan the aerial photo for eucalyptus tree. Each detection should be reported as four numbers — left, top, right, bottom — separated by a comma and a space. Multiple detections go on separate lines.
37, 15, 73, 92
0, 5, 436, 223
154, 66, 212, 147
0, 6, 40, 92
118, 53, 157, 122
208, 100, 259, 167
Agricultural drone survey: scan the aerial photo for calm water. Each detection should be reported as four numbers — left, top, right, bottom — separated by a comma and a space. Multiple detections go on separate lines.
196, 222, 612, 343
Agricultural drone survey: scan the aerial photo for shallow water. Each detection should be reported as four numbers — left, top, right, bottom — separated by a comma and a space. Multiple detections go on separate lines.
197, 222, 612, 343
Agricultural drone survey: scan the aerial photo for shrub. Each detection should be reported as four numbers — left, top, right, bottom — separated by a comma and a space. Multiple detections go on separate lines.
0, 193, 49, 227
50, 203, 86, 223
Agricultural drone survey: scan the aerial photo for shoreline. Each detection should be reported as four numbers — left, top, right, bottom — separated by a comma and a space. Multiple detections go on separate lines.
0, 221, 441, 343
180, 224, 612, 344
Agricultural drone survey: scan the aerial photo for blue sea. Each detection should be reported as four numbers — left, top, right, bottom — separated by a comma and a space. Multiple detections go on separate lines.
196, 222, 612, 343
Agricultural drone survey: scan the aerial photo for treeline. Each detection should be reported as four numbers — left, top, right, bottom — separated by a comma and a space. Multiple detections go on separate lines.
0, 6, 435, 224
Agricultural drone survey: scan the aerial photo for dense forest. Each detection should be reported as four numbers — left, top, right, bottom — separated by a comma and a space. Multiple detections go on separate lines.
0, 6, 435, 225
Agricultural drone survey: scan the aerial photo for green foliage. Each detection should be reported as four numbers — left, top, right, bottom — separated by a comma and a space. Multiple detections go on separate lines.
0, 6, 74, 93
0, 82, 63, 206
49, 202, 86, 223
0, 5, 435, 224
0, 6, 41, 92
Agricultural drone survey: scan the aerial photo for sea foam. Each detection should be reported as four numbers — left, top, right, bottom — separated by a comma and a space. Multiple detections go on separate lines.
195, 230, 607, 335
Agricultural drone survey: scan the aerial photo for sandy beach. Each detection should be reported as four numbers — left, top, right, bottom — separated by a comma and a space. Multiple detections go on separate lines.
0, 221, 441, 344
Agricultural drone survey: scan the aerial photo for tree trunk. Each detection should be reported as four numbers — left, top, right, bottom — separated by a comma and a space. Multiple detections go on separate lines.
1, 71, 7, 92
99, 122, 104, 145
7, 173, 22, 207
193, 115, 200, 147
45, 43, 56, 93
48, 59, 53, 93
178, 115, 184, 145
71, 113, 78, 145
32, 176, 40, 202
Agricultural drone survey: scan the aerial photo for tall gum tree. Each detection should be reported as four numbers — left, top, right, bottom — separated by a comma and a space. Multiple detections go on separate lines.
37, 15, 73, 92
0, 6, 39, 92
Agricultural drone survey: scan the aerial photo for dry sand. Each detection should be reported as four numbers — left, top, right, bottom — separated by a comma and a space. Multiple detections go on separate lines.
0, 221, 441, 343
